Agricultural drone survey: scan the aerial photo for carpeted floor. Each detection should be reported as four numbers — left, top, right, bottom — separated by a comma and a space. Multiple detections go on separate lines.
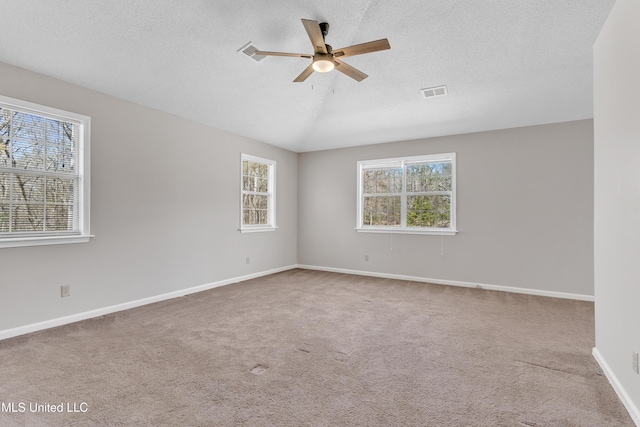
0, 269, 634, 426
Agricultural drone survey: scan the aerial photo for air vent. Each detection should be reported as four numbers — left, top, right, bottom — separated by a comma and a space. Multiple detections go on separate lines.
421, 85, 448, 99
238, 42, 266, 62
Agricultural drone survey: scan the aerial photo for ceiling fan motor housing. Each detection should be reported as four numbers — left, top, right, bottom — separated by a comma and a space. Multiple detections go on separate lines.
319, 22, 330, 38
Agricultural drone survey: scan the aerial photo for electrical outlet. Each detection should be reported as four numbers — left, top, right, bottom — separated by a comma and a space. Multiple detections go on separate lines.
60, 285, 71, 298
633, 351, 639, 374
364, 255, 369, 261
245, 257, 250, 265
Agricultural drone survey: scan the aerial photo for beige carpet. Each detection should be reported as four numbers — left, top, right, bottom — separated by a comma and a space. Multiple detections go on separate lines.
0, 269, 634, 426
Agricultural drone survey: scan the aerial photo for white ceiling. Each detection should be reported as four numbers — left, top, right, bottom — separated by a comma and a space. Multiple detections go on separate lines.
0, 0, 615, 152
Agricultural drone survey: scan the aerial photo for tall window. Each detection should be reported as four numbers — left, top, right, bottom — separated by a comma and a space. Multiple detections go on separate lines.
0, 95, 91, 248
357, 153, 456, 235
240, 154, 276, 232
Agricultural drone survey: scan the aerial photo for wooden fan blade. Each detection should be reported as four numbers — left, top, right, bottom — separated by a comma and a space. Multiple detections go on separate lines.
293, 64, 315, 82
333, 38, 390, 59
301, 19, 327, 54
333, 59, 368, 82
254, 51, 313, 58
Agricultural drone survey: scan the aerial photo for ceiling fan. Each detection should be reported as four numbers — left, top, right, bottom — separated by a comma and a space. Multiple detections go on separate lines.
255, 19, 390, 82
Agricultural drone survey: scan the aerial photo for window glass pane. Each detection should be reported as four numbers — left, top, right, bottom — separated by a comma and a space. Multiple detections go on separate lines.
363, 196, 401, 226
439, 175, 452, 191
245, 210, 257, 225
12, 174, 44, 202
243, 194, 268, 210
46, 177, 75, 204
0, 172, 9, 203
46, 205, 73, 231
407, 195, 435, 227
243, 162, 269, 193
258, 209, 268, 225
374, 170, 387, 193
242, 192, 269, 225
257, 163, 268, 179
0, 204, 8, 232
364, 168, 402, 194
389, 169, 402, 192
388, 196, 401, 225
243, 177, 267, 193
45, 119, 75, 149
242, 209, 268, 226
405, 164, 422, 192
363, 170, 375, 193
244, 160, 268, 179
46, 118, 63, 144
11, 112, 45, 171
257, 178, 268, 193
45, 144, 75, 173
242, 176, 251, 191
46, 143, 63, 172
407, 195, 451, 228
12, 204, 44, 231
0, 109, 9, 168
63, 148, 75, 173
0, 172, 8, 232
406, 162, 452, 192
255, 195, 268, 209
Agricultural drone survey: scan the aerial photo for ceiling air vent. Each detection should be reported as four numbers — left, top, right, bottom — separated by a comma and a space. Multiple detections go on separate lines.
238, 42, 266, 62
421, 85, 448, 99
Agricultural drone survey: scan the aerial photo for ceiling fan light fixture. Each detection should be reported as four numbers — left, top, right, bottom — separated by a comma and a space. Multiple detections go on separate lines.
312, 55, 335, 73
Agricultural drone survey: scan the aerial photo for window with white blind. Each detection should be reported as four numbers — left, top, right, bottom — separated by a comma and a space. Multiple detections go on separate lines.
0, 95, 91, 248
240, 154, 276, 232
357, 153, 456, 235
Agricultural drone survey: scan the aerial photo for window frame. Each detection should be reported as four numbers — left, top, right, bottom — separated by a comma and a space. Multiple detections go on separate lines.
356, 153, 457, 235
239, 153, 276, 233
0, 95, 92, 248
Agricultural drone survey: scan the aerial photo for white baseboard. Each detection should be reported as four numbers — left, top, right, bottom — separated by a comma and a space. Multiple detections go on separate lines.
0, 265, 297, 341
296, 264, 594, 302
593, 347, 640, 426
0, 263, 593, 342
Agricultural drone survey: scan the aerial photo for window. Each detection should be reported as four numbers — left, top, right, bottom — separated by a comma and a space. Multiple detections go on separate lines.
357, 153, 456, 235
240, 154, 276, 232
0, 95, 91, 248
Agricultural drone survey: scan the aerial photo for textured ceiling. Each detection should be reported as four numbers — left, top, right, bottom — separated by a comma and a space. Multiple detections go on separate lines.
0, 0, 615, 152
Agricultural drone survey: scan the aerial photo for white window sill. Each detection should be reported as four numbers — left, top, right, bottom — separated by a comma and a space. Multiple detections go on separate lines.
238, 226, 278, 233
356, 227, 457, 236
0, 234, 94, 249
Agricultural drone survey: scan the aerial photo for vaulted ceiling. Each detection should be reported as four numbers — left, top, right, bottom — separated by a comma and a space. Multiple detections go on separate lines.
0, 0, 615, 152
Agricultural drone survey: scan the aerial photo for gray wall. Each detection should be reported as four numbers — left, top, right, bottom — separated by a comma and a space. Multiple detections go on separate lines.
594, 0, 640, 420
298, 120, 594, 296
0, 60, 597, 334
0, 61, 297, 332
